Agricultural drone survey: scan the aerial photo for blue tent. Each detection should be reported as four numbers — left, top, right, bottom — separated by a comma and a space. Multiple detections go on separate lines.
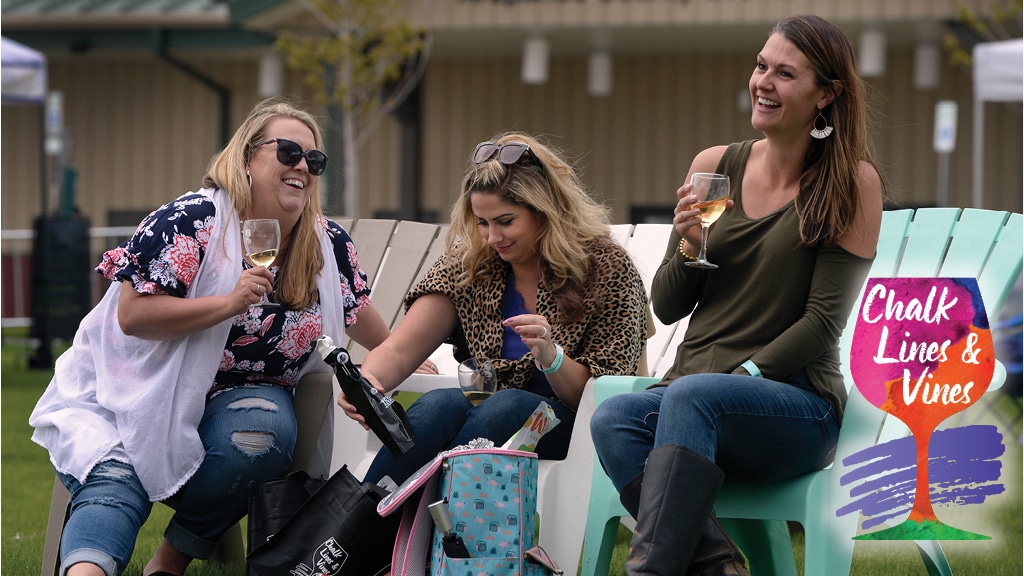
1, 35, 47, 105
2, 35, 50, 215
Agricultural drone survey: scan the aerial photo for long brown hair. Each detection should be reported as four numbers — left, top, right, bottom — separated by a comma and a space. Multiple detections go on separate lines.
773, 14, 886, 247
447, 132, 617, 322
202, 97, 326, 310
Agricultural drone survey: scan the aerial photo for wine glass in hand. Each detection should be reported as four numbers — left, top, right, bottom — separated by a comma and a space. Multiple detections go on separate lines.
458, 357, 497, 406
684, 173, 730, 269
242, 218, 280, 307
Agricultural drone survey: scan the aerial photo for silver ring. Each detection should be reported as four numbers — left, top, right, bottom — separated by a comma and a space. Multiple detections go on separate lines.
540, 326, 548, 338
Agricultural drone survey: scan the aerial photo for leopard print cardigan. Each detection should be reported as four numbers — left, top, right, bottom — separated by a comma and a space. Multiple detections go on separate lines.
405, 237, 648, 395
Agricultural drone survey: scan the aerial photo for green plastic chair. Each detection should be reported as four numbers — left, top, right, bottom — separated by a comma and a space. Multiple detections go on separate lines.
579, 208, 1023, 576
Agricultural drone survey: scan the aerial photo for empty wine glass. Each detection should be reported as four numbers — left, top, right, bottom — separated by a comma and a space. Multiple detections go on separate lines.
685, 173, 730, 269
242, 218, 280, 307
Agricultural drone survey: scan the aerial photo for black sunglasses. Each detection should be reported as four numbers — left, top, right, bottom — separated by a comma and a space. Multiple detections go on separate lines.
255, 138, 328, 176
472, 142, 543, 170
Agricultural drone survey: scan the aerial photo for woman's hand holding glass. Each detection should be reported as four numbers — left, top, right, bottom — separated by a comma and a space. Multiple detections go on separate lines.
674, 183, 708, 247
673, 173, 732, 269
231, 267, 275, 314
242, 218, 281, 306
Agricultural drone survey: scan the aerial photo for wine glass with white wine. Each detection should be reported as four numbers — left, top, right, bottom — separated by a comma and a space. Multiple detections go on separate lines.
242, 218, 281, 307
684, 172, 730, 269
458, 357, 497, 406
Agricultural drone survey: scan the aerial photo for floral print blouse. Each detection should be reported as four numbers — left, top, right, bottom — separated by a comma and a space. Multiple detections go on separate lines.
97, 193, 371, 398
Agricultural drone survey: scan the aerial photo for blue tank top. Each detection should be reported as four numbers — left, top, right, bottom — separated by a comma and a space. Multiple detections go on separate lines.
500, 271, 554, 396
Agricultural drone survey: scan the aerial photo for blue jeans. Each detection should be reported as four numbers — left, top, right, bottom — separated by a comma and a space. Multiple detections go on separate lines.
590, 372, 839, 492
363, 387, 576, 486
57, 385, 297, 576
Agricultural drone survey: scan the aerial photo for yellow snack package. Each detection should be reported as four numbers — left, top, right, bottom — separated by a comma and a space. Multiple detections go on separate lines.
500, 401, 560, 452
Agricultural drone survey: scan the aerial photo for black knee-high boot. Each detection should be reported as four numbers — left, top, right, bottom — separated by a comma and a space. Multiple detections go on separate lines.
620, 473, 643, 519
619, 452, 748, 576
687, 514, 748, 576
624, 445, 725, 576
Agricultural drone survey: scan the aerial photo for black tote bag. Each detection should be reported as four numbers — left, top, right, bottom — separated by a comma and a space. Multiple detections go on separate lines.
247, 465, 399, 576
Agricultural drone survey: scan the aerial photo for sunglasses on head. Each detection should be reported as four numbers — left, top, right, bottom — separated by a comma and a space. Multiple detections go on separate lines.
472, 141, 543, 170
255, 138, 328, 176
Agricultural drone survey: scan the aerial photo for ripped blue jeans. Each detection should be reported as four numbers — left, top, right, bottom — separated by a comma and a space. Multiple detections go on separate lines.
57, 385, 296, 576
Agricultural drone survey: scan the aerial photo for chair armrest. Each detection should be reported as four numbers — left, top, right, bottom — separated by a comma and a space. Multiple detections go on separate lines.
989, 359, 1007, 392
592, 375, 660, 405
393, 373, 460, 394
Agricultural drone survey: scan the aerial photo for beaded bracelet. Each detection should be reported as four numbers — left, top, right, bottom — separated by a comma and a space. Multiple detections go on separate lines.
678, 238, 699, 261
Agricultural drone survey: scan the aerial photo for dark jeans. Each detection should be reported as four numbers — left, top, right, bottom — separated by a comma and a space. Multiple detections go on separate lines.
363, 387, 576, 486
591, 372, 839, 492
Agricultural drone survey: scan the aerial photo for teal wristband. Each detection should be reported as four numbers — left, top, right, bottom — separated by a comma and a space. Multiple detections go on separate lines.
741, 360, 762, 378
540, 344, 564, 375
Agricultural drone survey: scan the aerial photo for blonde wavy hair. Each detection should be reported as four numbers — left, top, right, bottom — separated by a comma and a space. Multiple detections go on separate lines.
447, 132, 616, 322
202, 97, 326, 310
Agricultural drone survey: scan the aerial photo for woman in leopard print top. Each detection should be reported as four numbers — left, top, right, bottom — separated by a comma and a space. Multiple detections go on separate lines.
343, 132, 649, 486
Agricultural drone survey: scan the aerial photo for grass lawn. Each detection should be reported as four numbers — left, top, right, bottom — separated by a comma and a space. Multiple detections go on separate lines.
3, 337, 1021, 576
1, 340, 244, 576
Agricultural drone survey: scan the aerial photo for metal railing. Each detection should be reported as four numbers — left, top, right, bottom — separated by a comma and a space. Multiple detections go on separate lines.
1, 226, 136, 328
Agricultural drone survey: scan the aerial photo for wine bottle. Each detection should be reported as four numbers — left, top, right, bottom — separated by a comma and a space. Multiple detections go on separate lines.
428, 500, 471, 559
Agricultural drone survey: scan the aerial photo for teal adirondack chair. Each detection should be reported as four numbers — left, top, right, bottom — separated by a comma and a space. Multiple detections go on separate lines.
579, 208, 1023, 576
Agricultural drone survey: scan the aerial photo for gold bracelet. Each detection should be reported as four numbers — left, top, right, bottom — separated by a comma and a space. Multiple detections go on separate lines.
678, 238, 699, 261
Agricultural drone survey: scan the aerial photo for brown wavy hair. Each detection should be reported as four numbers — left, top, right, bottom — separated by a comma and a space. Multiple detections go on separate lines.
773, 14, 887, 247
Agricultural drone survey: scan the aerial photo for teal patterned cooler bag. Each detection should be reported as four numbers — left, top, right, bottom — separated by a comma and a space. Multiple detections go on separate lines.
429, 450, 543, 576
379, 446, 561, 576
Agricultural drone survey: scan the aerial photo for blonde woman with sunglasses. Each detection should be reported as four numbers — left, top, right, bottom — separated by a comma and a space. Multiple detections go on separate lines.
343, 132, 649, 489
29, 97, 432, 576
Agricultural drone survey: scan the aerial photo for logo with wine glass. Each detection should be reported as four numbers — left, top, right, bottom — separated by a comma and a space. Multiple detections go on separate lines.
840, 277, 1006, 540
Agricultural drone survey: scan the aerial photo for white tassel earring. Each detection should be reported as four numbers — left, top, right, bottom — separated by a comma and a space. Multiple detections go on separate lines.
810, 110, 834, 139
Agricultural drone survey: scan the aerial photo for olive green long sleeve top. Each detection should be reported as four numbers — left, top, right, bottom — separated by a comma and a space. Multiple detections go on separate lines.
651, 140, 874, 424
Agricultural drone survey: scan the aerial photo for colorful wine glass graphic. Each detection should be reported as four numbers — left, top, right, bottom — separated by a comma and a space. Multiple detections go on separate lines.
849, 277, 994, 540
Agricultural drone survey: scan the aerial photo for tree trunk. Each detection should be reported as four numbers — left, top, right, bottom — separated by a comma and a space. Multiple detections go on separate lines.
341, 109, 359, 217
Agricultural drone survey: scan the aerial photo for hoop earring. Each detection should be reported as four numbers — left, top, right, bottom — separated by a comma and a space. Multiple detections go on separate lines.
246, 170, 253, 189
810, 110, 834, 139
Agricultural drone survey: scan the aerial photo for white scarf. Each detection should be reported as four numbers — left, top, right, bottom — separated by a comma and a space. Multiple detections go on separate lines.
30, 188, 344, 501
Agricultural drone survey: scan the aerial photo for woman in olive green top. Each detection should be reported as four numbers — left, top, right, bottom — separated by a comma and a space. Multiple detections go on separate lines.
591, 14, 885, 576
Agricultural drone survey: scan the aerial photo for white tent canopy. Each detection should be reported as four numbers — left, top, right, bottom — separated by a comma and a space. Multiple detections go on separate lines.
1, 35, 47, 105
972, 38, 1023, 208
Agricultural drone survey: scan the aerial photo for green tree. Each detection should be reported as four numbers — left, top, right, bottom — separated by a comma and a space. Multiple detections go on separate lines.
944, 0, 1022, 67
276, 0, 428, 216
